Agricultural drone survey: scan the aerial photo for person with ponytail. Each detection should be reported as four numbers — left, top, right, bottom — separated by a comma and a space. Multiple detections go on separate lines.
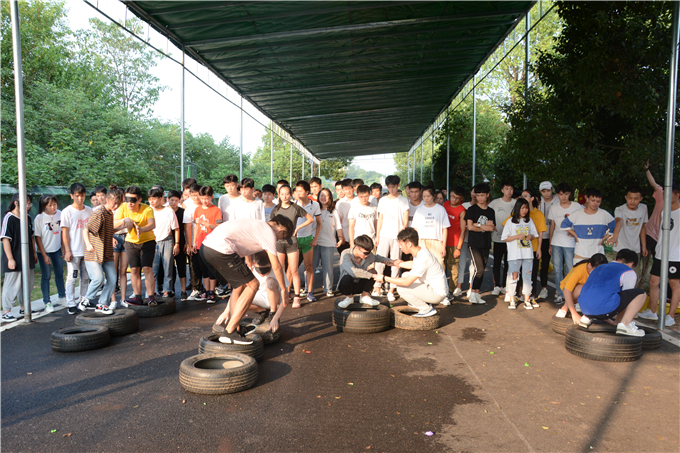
34, 195, 65, 313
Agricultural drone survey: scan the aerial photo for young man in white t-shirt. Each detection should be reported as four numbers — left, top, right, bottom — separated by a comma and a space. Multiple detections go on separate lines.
611, 186, 648, 283
348, 185, 378, 247
61, 183, 93, 314
218, 174, 241, 222
295, 181, 321, 302
148, 187, 179, 298
548, 182, 583, 303
406, 181, 424, 227
488, 181, 516, 296
373, 227, 446, 318
538, 181, 560, 299
335, 179, 355, 256
226, 178, 265, 221
183, 183, 204, 300
375, 175, 409, 301
562, 188, 615, 264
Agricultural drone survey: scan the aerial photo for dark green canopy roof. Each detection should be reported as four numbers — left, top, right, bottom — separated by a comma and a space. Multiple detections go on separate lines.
125, 1, 533, 159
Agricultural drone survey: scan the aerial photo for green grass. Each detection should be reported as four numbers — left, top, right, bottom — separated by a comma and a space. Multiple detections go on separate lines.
30, 267, 68, 303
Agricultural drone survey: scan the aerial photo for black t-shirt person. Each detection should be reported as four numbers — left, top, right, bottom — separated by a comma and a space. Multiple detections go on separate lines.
466, 204, 496, 250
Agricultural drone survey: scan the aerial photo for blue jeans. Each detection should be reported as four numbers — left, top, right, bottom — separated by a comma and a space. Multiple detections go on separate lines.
152, 238, 175, 293
551, 246, 575, 298
507, 259, 533, 297
84, 260, 117, 305
312, 245, 335, 292
36, 248, 65, 304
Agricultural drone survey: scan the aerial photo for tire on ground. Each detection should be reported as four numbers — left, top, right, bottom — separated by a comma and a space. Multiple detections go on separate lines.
332, 299, 390, 334
564, 325, 642, 362
390, 306, 440, 331
213, 321, 282, 344
638, 326, 662, 350
551, 314, 573, 336
75, 308, 139, 337
198, 333, 264, 361
126, 299, 176, 318
179, 353, 258, 395
577, 322, 617, 333
51, 325, 111, 352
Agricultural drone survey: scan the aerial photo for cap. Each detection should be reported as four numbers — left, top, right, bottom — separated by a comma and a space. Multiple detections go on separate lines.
539, 181, 553, 191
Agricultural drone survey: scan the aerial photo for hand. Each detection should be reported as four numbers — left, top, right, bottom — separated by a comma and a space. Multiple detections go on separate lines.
642, 246, 648, 257
173, 244, 180, 256
336, 237, 345, 247
393, 259, 403, 267
64, 251, 73, 262
44, 255, 52, 266
293, 228, 300, 237
536, 249, 542, 260
375, 237, 380, 247
34, 253, 38, 264
311, 238, 317, 247
548, 245, 552, 256
215, 308, 230, 326
124, 218, 134, 230
8, 259, 15, 270
269, 317, 279, 333
85, 243, 94, 252
453, 249, 460, 259
185, 244, 193, 255
133, 223, 141, 237
440, 248, 446, 258
112, 238, 117, 249
645, 159, 650, 170
372, 274, 381, 281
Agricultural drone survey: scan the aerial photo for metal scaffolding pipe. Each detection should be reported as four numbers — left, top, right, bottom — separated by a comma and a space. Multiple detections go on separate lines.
523, 11, 530, 190
289, 143, 293, 182
10, 0, 31, 322
180, 49, 185, 183
239, 97, 243, 180
431, 134, 434, 183
270, 125, 273, 184
658, 1, 680, 330
420, 139, 423, 182
472, 76, 477, 185
446, 118, 450, 195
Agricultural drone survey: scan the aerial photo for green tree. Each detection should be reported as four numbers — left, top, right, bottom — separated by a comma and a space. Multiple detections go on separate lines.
393, 136, 434, 188
345, 164, 386, 184
502, 1, 679, 210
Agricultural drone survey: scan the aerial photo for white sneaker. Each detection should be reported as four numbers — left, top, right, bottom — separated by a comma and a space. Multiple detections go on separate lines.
187, 290, 201, 301
555, 309, 568, 318
371, 289, 381, 297
574, 303, 582, 313
508, 300, 517, 309
387, 292, 396, 302
665, 315, 676, 327
337, 296, 353, 309
500, 287, 506, 295
326, 291, 334, 298
360, 295, 380, 306
636, 308, 658, 321
538, 288, 549, 299
554, 295, 565, 305
492, 286, 502, 296
45, 303, 54, 314
58, 297, 66, 306
300, 288, 308, 297
452, 287, 463, 297
617, 322, 645, 337
413, 306, 437, 318
465, 290, 472, 300
475, 293, 486, 305
524, 300, 533, 310
439, 298, 451, 306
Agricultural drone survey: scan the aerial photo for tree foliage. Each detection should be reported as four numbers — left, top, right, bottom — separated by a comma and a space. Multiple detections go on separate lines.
502, 1, 679, 210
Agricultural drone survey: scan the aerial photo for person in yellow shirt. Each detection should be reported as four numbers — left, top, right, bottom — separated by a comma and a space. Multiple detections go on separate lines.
555, 253, 608, 323
114, 186, 157, 306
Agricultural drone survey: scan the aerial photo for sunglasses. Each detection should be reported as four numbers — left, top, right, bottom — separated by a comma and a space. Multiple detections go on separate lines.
357, 248, 370, 256
125, 196, 138, 203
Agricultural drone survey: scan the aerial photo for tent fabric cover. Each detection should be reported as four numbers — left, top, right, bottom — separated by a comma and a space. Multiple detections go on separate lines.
125, 1, 533, 159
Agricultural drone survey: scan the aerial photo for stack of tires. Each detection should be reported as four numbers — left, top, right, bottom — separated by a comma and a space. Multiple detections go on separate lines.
180, 321, 280, 395
330, 297, 441, 333
563, 323, 662, 362
51, 308, 140, 353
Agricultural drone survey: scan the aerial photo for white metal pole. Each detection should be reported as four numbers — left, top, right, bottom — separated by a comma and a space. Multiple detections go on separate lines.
10, 0, 31, 322
658, 1, 680, 330
270, 125, 273, 184
289, 143, 293, 182
239, 97, 243, 180
523, 12, 530, 190
472, 76, 477, 185
446, 118, 450, 195
180, 49, 185, 184
302, 151, 305, 179
420, 139, 423, 182
431, 135, 434, 183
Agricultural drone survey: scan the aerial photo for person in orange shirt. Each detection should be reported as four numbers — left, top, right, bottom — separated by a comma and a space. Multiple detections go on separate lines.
193, 186, 222, 303
555, 253, 608, 323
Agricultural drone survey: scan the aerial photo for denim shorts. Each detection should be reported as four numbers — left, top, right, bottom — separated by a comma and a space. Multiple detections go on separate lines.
113, 234, 126, 253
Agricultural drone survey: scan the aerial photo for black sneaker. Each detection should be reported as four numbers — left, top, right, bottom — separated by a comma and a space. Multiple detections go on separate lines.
19, 307, 42, 315
123, 295, 144, 307
77, 298, 95, 312
67, 306, 80, 315
219, 329, 254, 345
167, 291, 175, 298
147, 296, 158, 306
238, 324, 258, 336
180, 291, 188, 300
252, 309, 271, 326
206, 292, 217, 304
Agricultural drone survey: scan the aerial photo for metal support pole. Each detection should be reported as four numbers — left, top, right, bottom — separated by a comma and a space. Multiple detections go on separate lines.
419, 139, 423, 182
658, 1, 680, 330
180, 49, 185, 184
10, 0, 31, 322
431, 135, 434, 184
446, 119, 450, 195
302, 151, 305, 179
523, 12, 530, 190
472, 76, 477, 185
289, 143, 293, 182
319, 160, 321, 178
239, 97, 243, 180
270, 125, 273, 184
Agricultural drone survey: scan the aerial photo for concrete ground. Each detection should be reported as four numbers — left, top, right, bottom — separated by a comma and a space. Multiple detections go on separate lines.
2, 260, 678, 453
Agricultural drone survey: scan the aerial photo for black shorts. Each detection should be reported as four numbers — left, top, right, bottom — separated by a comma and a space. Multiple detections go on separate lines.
276, 237, 298, 254
199, 246, 255, 289
589, 288, 645, 319
651, 257, 680, 279
196, 248, 216, 280
124, 240, 156, 269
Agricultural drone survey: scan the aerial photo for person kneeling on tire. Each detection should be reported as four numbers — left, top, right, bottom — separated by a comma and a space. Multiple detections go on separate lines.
373, 228, 447, 318
201, 216, 294, 345
578, 249, 647, 337
337, 235, 398, 308
555, 253, 608, 324
246, 251, 289, 326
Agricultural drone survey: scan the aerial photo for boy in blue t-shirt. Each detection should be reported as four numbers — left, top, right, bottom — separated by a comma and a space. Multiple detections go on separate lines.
578, 249, 647, 336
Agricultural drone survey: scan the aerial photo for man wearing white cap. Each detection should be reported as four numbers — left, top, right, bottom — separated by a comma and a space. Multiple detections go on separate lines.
538, 181, 559, 299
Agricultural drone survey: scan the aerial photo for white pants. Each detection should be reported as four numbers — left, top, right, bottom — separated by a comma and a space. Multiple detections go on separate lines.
396, 273, 445, 311
375, 237, 401, 289
2, 269, 35, 312
65, 256, 89, 306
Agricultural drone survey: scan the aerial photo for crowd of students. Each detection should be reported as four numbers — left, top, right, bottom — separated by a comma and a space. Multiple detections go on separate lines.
1, 165, 678, 340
